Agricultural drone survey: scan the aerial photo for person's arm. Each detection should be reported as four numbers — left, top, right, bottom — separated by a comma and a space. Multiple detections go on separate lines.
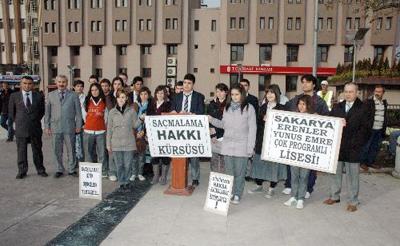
104, 107, 109, 125
198, 93, 205, 115
44, 94, 52, 131
208, 114, 224, 129
247, 105, 257, 156
7, 94, 15, 122
74, 95, 83, 131
106, 113, 113, 152
38, 94, 45, 120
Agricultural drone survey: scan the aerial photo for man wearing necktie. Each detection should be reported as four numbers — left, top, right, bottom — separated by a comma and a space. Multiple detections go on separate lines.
8, 76, 47, 179
44, 75, 83, 178
324, 82, 372, 212
171, 73, 205, 187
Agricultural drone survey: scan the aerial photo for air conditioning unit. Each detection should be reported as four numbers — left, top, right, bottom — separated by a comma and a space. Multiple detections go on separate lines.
166, 77, 176, 85
50, 63, 57, 69
167, 57, 177, 66
167, 67, 176, 77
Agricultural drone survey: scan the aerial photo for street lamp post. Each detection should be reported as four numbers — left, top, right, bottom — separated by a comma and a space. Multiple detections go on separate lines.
67, 65, 76, 88
237, 63, 242, 84
349, 28, 369, 83
312, 0, 319, 77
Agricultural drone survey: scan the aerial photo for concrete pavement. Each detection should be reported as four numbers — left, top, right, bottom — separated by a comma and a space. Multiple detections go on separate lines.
102, 165, 400, 246
0, 128, 118, 246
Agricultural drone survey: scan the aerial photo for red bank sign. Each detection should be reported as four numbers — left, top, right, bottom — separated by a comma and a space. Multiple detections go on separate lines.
220, 65, 336, 76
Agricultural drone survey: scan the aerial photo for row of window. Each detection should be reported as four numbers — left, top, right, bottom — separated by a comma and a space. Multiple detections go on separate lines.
0, 18, 26, 29
44, 0, 177, 10
194, 20, 217, 32
229, 44, 387, 63
0, 42, 28, 53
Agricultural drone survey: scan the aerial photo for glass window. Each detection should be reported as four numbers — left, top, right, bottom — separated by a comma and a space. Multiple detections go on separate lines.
286, 76, 298, 92
231, 45, 244, 62
287, 45, 299, 62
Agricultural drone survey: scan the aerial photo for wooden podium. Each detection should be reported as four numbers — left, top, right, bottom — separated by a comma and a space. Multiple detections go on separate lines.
162, 112, 195, 196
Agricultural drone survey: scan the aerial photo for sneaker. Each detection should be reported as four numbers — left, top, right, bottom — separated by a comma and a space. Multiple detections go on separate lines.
248, 185, 263, 194
264, 188, 274, 199
102, 174, 108, 178
305, 192, 311, 199
296, 200, 304, 209
231, 195, 240, 205
129, 175, 136, 181
138, 175, 146, 181
109, 175, 117, 182
282, 188, 291, 195
284, 197, 297, 207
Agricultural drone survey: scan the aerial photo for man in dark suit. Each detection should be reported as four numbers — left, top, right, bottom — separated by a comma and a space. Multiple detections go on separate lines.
8, 76, 48, 179
171, 73, 205, 186
324, 82, 372, 212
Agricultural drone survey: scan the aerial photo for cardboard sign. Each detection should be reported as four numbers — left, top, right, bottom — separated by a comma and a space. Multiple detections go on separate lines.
79, 162, 102, 200
261, 110, 343, 174
145, 115, 212, 158
204, 172, 234, 216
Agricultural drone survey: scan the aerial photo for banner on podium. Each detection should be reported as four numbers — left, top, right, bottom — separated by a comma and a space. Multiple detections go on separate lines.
145, 115, 212, 158
79, 162, 102, 200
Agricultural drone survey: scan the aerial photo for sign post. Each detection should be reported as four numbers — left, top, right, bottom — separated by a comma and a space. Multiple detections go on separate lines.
145, 114, 212, 195
79, 162, 102, 200
261, 110, 343, 174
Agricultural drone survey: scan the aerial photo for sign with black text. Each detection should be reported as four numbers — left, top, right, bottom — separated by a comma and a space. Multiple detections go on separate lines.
204, 172, 234, 216
261, 110, 343, 174
145, 115, 212, 158
79, 162, 102, 200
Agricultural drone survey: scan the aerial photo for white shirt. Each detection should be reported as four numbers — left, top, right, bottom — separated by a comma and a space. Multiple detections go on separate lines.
133, 91, 139, 104
22, 90, 32, 107
181, 91, 193, 112
373, 96, 385, 130
345, 101, 354, 113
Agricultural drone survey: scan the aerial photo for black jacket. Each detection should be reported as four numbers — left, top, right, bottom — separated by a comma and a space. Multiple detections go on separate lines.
247, 93, 259, 117
171, 91, 205, 115
208, 98, 226, 139
364, 97, 388, 137
255, 103, 286, 155
0, 88, 14, 115
8, 91, 45, 138
330, 98, 372, 163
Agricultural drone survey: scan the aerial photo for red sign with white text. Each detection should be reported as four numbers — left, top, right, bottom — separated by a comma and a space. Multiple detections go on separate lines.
220, 65, 336, 76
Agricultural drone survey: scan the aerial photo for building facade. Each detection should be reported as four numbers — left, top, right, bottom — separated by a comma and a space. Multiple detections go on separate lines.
0, 0, 40, 76
40, 0, 400, 102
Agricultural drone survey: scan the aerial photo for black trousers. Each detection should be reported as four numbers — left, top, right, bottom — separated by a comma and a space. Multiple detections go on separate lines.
16, 136, 45, 174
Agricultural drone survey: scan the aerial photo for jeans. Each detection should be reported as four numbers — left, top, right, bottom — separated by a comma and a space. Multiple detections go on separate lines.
0, 114, 14, 140
131, 151, 144, 176
113, 151, 134, 185
329, 161, 360, 205
224, 156, 248, 198
75, 132, 84, 164
290, 166, 310, 200
284, 166, 316, 193
189, 157, 200, 181
83, 132, 107, 175
360, 129, 383, 166
389, 131, 400, 156
52, 133, 76, 173
210, 152, 225, 173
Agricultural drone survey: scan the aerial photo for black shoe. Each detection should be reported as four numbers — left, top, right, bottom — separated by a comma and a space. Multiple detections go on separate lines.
16, 173, 27, 179
54, 172, 63, 178
6, 138, 13, 142
192, 180, 199, 187
68, 171, 79, 177
38, 172, 49, 177
245, 176, 253, 182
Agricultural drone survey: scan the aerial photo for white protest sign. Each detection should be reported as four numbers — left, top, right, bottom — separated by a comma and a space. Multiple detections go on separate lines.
261, 110, 343, 174
204, 172, 234, 216
79, 162, 102, 200
145, 114, 212, 158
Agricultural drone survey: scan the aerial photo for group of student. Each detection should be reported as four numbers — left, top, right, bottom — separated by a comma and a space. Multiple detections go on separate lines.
207, 74, 374, 213
11, 70, 380, 213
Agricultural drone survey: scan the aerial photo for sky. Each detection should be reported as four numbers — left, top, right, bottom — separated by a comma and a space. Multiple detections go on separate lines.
203, 0, 221, 8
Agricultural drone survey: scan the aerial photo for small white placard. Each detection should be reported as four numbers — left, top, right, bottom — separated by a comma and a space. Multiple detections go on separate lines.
79, 162, 102, 200
204, 172, 234, 216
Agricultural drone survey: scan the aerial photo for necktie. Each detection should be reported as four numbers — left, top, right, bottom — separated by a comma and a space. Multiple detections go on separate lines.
26, 93, 31, 108
345, 103, 351, 113
60, 91, 65, 102
184, 94, 190, 112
